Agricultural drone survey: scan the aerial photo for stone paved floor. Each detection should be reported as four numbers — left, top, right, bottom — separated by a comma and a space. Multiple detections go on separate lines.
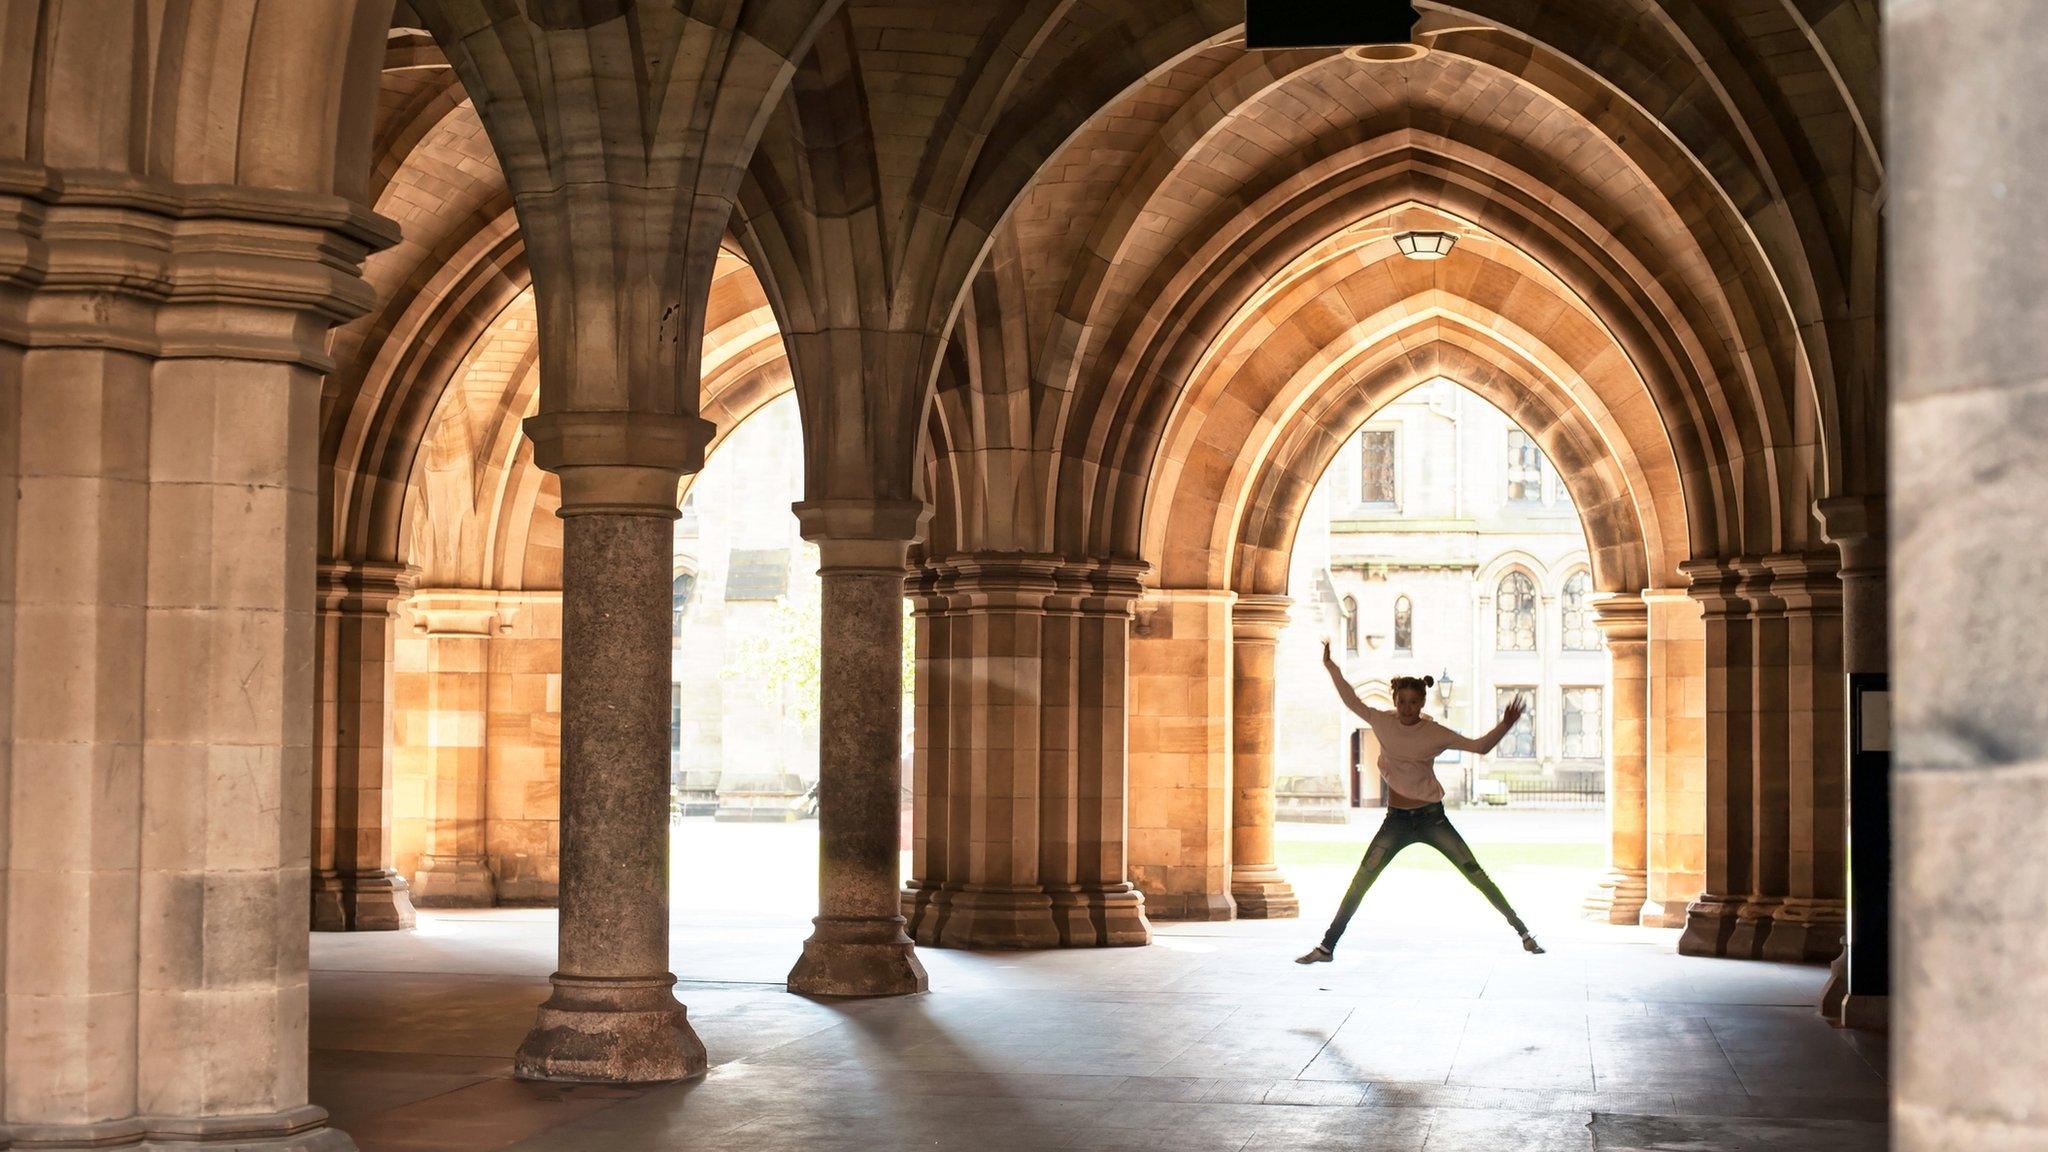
311, 819, 1886, 1150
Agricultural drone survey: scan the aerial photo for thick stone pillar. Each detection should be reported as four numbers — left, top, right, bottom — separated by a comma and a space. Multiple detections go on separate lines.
1128, 589, 1237, 921
1229, 595, 1298, 919
312, 561, 419, 930
1641, 589, 1706, 927
903, 556, 1151, 949
789, 501, 928, 996
1678, 559, 1755, 956
513, 412, 708, 1083
1, 173, 388, 1148
1583, 593, 1648, 924
903, 556, 1064, 948
404, 598, 498, 907
1046, 562, 1151, 946
1759, 553, 1845, 964
1890, 1, 2048, 1138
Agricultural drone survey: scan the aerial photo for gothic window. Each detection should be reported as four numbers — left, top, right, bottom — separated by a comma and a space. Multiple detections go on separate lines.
1496, 687, 1537, 759
1342, 595, 1360, 655
670, 684, 683, 756
1563, 687, 1604, 759
1506, 429, 1544, 503
1562, 570, 1599, 651
672, 571, 696, 639
1495, 571, 1537, 651
1360, 429, 1397, 505
1393, 595, 1413, 651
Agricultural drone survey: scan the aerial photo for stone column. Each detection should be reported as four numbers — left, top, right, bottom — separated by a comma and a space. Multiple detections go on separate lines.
1759, 553, 1845, 964
1641, 589, 1706, 928
789, 501, 929, 996
1817, 496, 1886, 1027
1583, 593, 1648, 924
513, 412, 708, 1083
1230, 595, 1299, 919
312, 561, 419, 930
1128, 589, 1237, 921
405, 597, 499, 907
1892, 2, 2048, 1139
1725, 557, 1788, 959
1678, 559, 1754, 957
902, 555, 1063, 949
1044, 561, 1151, 946
1, 177, 387, 1148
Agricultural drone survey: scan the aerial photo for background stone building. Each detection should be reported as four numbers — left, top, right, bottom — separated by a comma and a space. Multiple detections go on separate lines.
1275, 380, 1610, 817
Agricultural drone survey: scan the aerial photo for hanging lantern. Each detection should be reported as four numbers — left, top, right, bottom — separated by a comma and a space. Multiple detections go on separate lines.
1394, 230, 1458, 260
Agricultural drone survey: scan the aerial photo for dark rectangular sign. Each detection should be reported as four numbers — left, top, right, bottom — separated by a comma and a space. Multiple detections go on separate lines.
1244, 1, 1420, 48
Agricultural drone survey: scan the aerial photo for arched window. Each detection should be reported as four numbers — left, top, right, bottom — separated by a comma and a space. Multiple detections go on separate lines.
1393, 596, 1413, 651
672, 571, 696, 639
1495, 572, 1537, 651
1342, 595, 1360, 655
1561, 571, 1599, 651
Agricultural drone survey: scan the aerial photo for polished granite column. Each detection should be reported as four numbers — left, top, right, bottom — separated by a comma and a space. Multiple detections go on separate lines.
789, 500, 929, 996
513, 412, 708, 1083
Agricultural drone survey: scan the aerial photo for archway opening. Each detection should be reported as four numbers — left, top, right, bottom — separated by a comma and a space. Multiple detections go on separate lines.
1268, 378, 1619, 940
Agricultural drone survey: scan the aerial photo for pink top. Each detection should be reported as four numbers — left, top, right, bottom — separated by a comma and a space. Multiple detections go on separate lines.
1359, 708, 1487, 804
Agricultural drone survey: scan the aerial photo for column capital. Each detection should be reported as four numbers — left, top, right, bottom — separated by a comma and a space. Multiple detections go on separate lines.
1760, 550, 1843, 613
1588, 591, 1648, 645
1815, 495, 1887, 575
1232, 594, 1294, 641
1679, 557, 1751, 617
795, 498, 930, 572
525, 410, 712, 517
0, 162, 398, 369
317, 560, 419, 616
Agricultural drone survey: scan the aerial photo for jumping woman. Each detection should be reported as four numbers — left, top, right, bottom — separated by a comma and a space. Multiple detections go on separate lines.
1297, 640, 1545, 963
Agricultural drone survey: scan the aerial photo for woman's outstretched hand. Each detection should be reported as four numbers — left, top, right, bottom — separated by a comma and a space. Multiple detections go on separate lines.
1501, 694, 1527, 728
1322, 639, 1337, 667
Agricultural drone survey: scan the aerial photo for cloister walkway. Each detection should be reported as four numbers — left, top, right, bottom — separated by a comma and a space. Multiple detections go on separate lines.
308, 822, 1886, 1152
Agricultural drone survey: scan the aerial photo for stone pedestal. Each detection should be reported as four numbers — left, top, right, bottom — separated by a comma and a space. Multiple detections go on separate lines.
513, 412, 709, 1083
1583, 594, 1649, 924
790, 501, 928, 996
314, 563, 419, 931
1230, 595, 1299, 919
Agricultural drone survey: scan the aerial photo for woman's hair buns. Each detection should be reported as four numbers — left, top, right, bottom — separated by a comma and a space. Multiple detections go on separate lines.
1392, 674, 1434, 694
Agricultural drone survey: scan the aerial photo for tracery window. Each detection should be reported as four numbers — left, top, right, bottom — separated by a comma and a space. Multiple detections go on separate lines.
1342, 595, 1360, 655
1496, 686, 1537, 759
1360, 430, 1397, 505
1393, 595, 1413, 652
1562, 571, 1599, 651
1495, 571, 1537, 651
1563, 687, 1604, 759
1506, 429, 1544, 503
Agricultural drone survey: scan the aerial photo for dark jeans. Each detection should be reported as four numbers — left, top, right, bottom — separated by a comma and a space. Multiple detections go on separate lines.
1320, 802, 1528, 951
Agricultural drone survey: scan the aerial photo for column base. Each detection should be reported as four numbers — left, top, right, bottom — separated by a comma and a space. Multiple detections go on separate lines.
1229, 866, 1300, 920
1761, 898, 1846, 964
310, 869, 416, 932
788, 915, 929, 997
410, 854, 496, 907
3, 1105, 354, 1150
1840, 993, 1888, 1032
1725, 897, 1782, 959
904, 886, 1062, 949
1580, 868, 1648, 925
514, 973, 706, 1084
1677, 893, 1746, 956
1639, 899, 1689, 929
1140, 890, 1237, 922
1050, 884, 1152, 946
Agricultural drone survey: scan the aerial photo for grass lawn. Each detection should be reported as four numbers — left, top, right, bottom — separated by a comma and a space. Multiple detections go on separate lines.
1276, 838, 1603, 873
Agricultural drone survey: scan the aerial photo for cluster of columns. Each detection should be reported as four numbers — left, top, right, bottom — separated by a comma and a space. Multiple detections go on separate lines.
1677, 553, 1846, 964
902, 555, 1151, 948
0, 171, 388, 1147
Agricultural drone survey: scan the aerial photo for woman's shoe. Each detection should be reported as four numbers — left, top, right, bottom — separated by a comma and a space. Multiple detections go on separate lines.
1521, 933, 1546, 955
1295, 945, 1334, 964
